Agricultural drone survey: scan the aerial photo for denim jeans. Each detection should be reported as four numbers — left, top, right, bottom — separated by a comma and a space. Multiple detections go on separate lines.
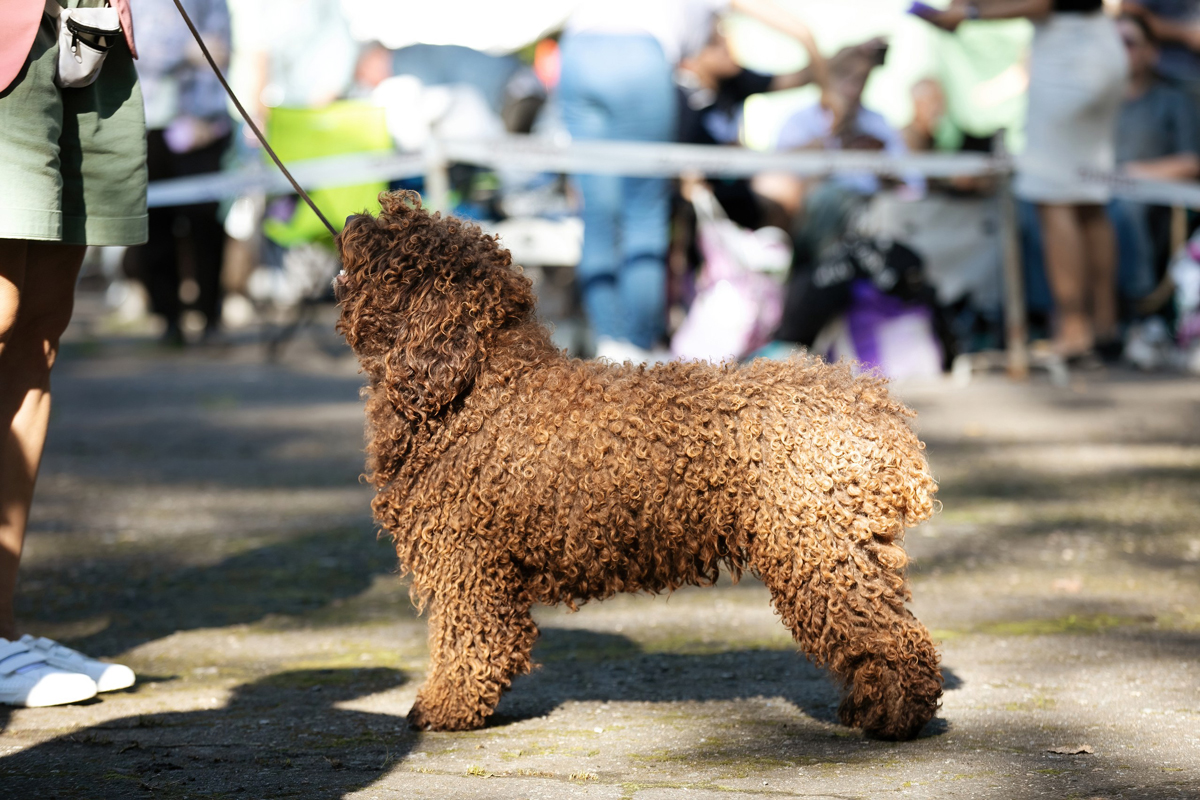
1107, 199, 1156, 301
558, 34, 676, 349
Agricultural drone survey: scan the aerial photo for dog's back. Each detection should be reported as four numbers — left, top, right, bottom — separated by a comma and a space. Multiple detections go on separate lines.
382, 342, 934, 607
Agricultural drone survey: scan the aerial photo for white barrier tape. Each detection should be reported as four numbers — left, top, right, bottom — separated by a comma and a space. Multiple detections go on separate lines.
146, 134, 1200, 211
1079, 168, 1200, 210
146, 150, 427, 208
438, 136, 1006, 179
147, 135, 1005, 209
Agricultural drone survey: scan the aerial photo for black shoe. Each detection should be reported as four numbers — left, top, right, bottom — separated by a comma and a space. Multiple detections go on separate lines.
199, 324, 231, 350
160, 322, 186, 349
1095, 338, 1123, 365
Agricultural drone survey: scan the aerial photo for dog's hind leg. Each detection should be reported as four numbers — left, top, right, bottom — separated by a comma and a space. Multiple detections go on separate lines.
751, 520, 942, 741
407, 572, 538, 732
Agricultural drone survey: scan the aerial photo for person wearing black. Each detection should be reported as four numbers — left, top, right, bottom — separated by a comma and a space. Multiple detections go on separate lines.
675, 26, 810, 228
124, 0, 234, 347
674, 27, 884, 229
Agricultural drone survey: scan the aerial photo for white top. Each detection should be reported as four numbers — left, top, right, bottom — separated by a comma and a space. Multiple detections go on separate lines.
567, 0, 731, 65
776, 103, 925, 196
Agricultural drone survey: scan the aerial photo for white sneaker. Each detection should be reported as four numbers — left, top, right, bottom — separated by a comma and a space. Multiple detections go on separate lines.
0, 638, 98, 707
20, 635, 136, 693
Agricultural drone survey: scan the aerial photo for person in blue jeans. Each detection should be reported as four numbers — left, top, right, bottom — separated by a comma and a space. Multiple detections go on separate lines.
559, 0, 826, 363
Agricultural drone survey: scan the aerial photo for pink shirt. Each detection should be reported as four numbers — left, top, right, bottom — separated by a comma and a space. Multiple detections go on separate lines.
1, 0, 137, 93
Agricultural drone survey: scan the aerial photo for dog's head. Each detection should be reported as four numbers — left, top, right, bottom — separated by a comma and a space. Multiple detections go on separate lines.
335, 190, 534, 421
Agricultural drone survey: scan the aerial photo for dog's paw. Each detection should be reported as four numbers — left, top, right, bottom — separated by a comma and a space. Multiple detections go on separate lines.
838, 661, 942, 741
407, 700, 435, 731
406, 696, 486, 732
839, 692, 934, 741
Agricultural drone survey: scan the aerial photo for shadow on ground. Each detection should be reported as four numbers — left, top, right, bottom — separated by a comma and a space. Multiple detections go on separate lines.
496, 627, 959, 738
40, 357, 367, 490
16, 526, 402, 659
0, 668, 414, 799
934, 462, 1200, 506
663, 716, 1195, 800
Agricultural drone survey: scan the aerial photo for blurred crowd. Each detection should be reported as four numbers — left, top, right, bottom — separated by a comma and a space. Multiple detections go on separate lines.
111, 0, 1200, 376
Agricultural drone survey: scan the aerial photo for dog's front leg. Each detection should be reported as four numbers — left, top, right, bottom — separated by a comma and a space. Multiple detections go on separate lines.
407, 575, 537, 732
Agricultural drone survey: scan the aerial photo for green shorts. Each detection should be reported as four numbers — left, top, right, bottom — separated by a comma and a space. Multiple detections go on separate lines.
0, 1, 148, 246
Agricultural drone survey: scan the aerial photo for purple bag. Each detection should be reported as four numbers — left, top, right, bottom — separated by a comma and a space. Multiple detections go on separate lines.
671, 186, 789, 362
825, 280, 943, 380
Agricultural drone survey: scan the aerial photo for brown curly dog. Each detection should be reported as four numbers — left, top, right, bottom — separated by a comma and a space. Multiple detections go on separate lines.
335, 191, 942, 741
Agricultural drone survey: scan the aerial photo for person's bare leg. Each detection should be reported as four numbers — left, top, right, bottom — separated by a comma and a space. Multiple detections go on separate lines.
0, 240, 85, 641
0, 238, 29, 641
1078, 203, 1118, 344
1037, 203, 1092, 356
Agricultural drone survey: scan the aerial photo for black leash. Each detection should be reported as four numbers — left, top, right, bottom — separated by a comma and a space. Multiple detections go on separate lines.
169, 0, 339, 238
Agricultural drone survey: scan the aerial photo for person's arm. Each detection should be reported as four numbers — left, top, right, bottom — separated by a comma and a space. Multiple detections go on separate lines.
1122, 2, 1200, 51
729, 0, 828, 90
769, 65, 814, 91
1123, 154, 1200, 180
768, 38, 887, 91
1127, 90, 1200, 180
208, 0, 233, 68
242, 49, 270, 146
112, 0, 137, 59
925, 0, 1053, 31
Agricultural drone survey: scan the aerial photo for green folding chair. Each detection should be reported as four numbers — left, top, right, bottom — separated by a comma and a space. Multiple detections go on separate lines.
256, 101, 391, 358
263, 100, 392, 248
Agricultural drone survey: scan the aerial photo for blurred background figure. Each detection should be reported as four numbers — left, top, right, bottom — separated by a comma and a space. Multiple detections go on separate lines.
923, 0, 1128, 364
1112, 12, 1200, 307
775, 41, 917, 195
674, 22, 836, 229
391, 42, 547, 133
234, 0, 357, 131
770, 41, 919, 265
777, 41, 896, 156
558, 0, 703, 364
1117, 13, 1200, 183
559, 0, 826, 364
902, 78, 948, 153
1121, 0, 1200, 111
352, 40, 547, 152
126, 0, 232, 346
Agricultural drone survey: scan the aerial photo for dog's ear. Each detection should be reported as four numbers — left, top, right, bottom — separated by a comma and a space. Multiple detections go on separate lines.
347, 192, 537, 421
379, 258, 536, 421
381, 303, 484, 423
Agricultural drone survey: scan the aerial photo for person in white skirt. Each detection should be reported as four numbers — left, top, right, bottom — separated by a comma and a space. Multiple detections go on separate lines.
922, 0, 1129, 362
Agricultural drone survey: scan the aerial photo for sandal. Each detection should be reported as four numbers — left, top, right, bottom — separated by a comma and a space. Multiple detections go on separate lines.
0, 638, 98, 707
20, 635, 135, 693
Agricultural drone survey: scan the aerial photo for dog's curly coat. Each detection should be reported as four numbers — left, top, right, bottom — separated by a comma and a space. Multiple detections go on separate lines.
336, 191, 942, 741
